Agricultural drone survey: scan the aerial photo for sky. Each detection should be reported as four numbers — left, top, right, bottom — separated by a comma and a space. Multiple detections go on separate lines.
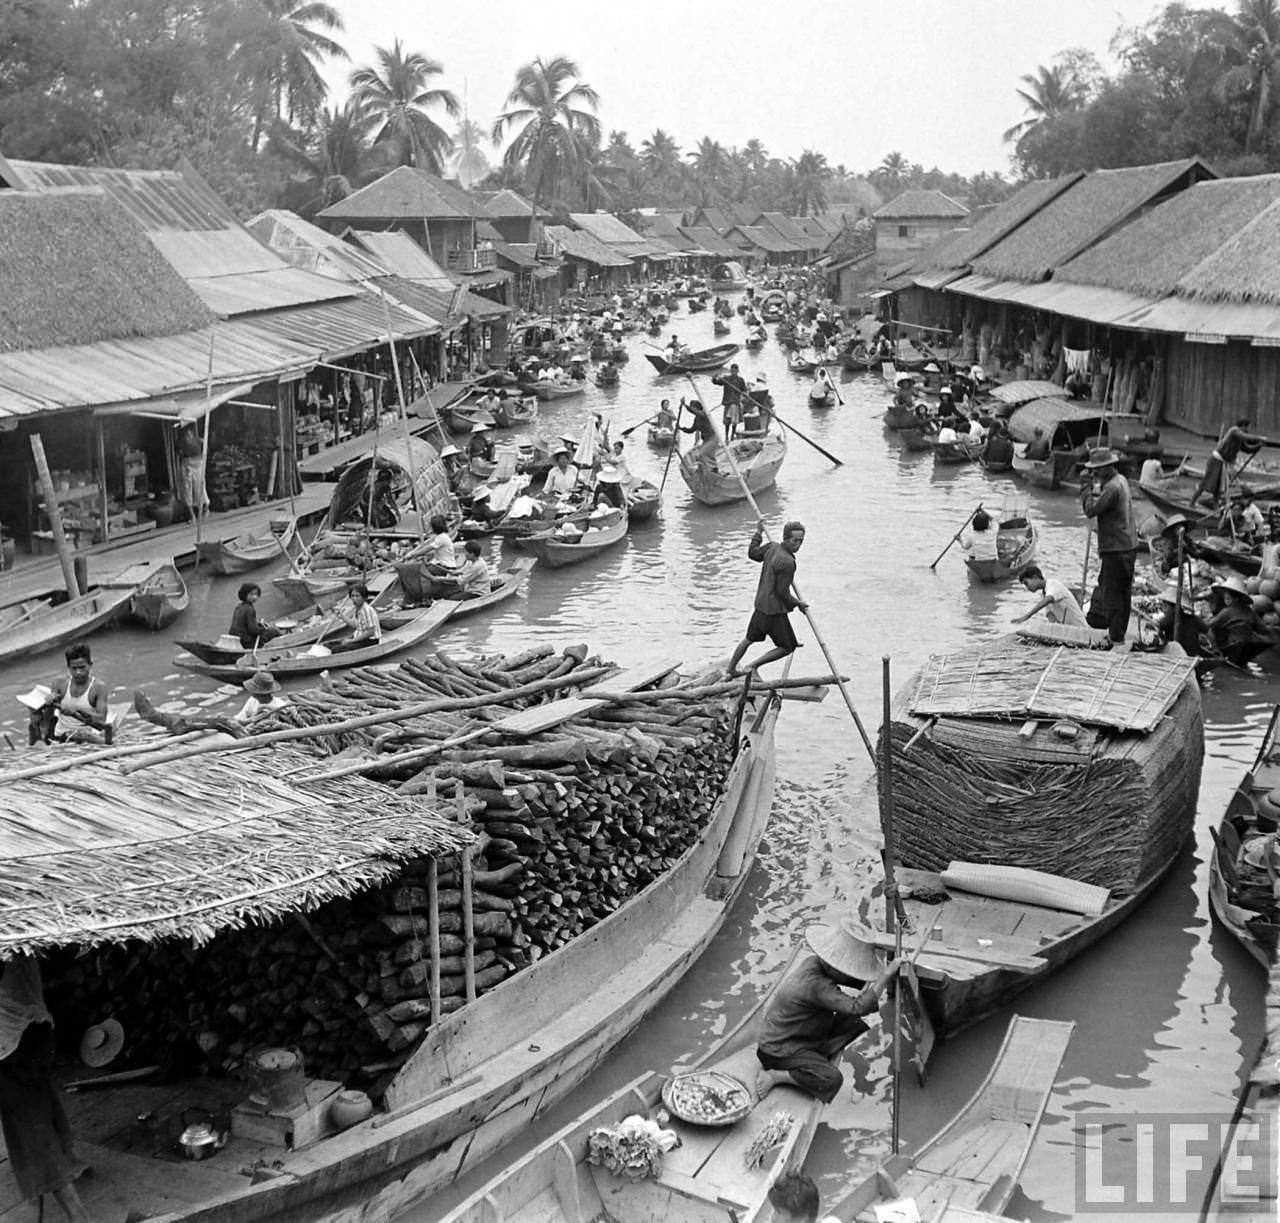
321, 0, 1177, 179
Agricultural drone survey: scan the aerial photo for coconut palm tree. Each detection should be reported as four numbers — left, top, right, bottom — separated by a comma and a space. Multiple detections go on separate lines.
1223, 0, 1280, 152
270, 102, 370, 215
492, 55, 601, 210
873, 150, 910, 195
640, 128, 682, 201
689, 136, 729, 199
349, 40, 459, 172
791, 149, 831, 215
234, 0, 348, 152
451, 118, 491, 188
742, 138, 769, 175
1002, 63, 1087, 144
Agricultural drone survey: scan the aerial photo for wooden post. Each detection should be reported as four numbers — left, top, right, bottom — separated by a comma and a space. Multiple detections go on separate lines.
457, 779, 476, 1003
95, 417, 109, 543
197, 335, 214, 545
30, 434, 81, 598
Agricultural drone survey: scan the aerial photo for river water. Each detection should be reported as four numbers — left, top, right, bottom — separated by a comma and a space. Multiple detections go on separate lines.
2, 300, 1271, 1221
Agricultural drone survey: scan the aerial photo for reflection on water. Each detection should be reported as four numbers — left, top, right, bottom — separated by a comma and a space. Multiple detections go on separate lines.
1, 303, 1271, 1220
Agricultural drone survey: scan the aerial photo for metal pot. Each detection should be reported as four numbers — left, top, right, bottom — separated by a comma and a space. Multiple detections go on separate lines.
179, 1121, 224, 1161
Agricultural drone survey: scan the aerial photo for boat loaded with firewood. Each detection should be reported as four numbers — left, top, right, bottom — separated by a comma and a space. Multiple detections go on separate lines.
864, 639, 1202, 1036
2, 647, 786, 1222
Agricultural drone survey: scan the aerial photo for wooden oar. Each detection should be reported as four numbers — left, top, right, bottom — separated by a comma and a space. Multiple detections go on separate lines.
620, 412, 661, 438
682, 373, 874, 764
929, 502, 982, 569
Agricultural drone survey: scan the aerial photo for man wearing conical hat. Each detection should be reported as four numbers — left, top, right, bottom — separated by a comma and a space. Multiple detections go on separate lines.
755, 920, 900, 1103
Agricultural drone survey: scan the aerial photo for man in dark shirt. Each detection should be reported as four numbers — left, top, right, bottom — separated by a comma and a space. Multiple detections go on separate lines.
1081, 448, 1139, 646
711, 363, 749, 440
728, 521, 808, 676
756, 920, 900, 1103
678, 399, 717, 462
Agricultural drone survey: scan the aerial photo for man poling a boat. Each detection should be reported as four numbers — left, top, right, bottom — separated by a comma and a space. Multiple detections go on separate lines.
1080, 447, 1139, 647
754, 920, 901, 1103
711, 363, 749, 440
679, 399, 718, 463
1189, 417, 1266, 509
727, 520, 808, 677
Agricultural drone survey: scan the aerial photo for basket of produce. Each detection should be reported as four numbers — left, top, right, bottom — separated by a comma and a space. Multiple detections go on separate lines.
661, 1069, 753, 1126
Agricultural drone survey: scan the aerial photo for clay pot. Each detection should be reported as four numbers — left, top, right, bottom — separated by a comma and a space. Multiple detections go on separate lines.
329, 1089, 373, 1130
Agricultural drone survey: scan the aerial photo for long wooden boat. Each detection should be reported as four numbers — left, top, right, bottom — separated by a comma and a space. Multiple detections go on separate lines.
436, 942, 821, 1223
872, 640, 1202, 1036
712, 318, 731, 336
0, 587, 131, 665
644, 343, 740, 376
448, 403, 497, 433
490, 396, 538, 429
932, 437, 984, 465
146, 690, 780, 1223
530, 380, 586, 401
626, 480, 661, 523
884, 402, 922, 431
129, 561, 190, 630
195, 518, 297, 575
679, 432, 786, 506
519, 511, 629, 568
965, 514, 1037, 583
828, 1015, 1074, 1222
390, 556, 534, 611
1209, 705, 1280, 969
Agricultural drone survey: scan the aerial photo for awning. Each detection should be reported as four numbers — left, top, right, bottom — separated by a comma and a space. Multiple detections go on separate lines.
1108, 296, 1280, 343
460, 268, 513, 288
532, 265, 561, 280
94, 380, 261, 422
241, 294, 440, 361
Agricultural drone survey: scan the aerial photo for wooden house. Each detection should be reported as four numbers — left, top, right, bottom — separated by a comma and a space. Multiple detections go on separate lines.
542, 224, 633, 290
723, 223, 805, 267
872, 189, 969, 279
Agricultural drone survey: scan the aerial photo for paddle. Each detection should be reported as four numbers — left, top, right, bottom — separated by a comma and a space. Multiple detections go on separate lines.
621, 413, 661, 438
930, 502, 982, 569
682, 371, 875, 764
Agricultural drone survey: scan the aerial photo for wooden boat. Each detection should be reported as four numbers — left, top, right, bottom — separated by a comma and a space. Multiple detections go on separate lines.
707, 261, 749, 291
648, 423, 675, 448
712, 319, 731, 336
679, 431, 786, 506
759, 290, 787, 321
884, 402, 923, 430
0, 586, 131, 666
808, 384, 835, 408
135, 688, 777, 1223
788, 353, 817, 374
899, 425, 934, 452
626, 479, 661, 522
1197, 535, 1263, 577
1012, 447, 1080, 489
531, 379, 586, 401
932, 437, 984, 464
195, 517, 297, 575
965, 513, 1037, 582
828, 1015, 1074, 1223
391, 556, 534, 611
688, 296, 707, 312
610, 344, 628, 363
449, 403, 498, 433
873, 641, 1202, 1036
438, 943, 821, 1223
644, 343, 740, 376
129, 562, 189, 630
646, 320, 661, 336
490, 396, 538, 429
520, 510, 628, 568
744, 331, 765, 349
1209, 706, 1280, 969
595, 368, 620, 388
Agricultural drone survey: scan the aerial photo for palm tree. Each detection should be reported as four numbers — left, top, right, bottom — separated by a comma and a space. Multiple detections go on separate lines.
606, 130, 637, 167
1002, 63, 1087, 144
270, 102, 370, 215
492, 55, 601, 210
742, 138, 769, 175
234, 0, 348, 152
1225, 0, 1280, 151
874, 151, 910, 195
640, 128, 682, 200
689, 137, 729, 200
349, 40, 459, 172
791, 149, 831, 215
451, 118, 491, 188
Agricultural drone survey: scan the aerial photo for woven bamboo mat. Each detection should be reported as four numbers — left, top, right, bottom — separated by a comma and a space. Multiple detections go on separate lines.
910, 644, 1197, 733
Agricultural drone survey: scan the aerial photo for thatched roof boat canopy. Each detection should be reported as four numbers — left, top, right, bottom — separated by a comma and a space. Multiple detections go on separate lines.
909, 642, 1196, 733
972, 159, 1213, 283
1056, 175, 1280, 302
989, 380, 1071, 408
1005, 396, 1107, 442
325, 436, 451, 529
0, 746, 467, 958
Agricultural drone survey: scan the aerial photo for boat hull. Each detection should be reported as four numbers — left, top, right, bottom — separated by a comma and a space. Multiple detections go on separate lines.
644, 343, 740, 376
626, 482, 661, 522
966, 520, 1037, 583
679, 434, 785, 506
520, 517, 628, 567
196, 519, 296, 575
172, 698, 780, 1223
0, 588, 131, 665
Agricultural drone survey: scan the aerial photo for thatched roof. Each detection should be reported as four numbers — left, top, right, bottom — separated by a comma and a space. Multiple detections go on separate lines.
318, 166, 487, 222
973, 160, 1213, 283
679, 226, 739, 257
0, 190, 215, 354
0, 744, 467, 957
568, 211, 647, 246
326, 436, 451, 527
472, 188, 545, 218
543, 224, 632, 267
755, 212, 810, 244
1176, 194, 1280, 305
1006, 396, 1106, 442
691, 206, 731, 234
726, 224, 802, 254
1056, 176, 1280, 300
875, 189, 968, 220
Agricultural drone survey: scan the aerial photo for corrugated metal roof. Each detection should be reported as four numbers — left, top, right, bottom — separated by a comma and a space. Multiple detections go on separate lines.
543, 225, 633, 267
242, 295, 441, 361
914, 269, 966, 290
1113, 296, 1280, 342
349, 230, 457, 289
0, 322, 315, 419
245, 210, 388, 283
569, 212, 648, 245
188, 267, 357, 316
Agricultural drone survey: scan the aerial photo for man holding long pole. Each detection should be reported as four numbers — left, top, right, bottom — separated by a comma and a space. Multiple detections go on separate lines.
728, 520, 808, 677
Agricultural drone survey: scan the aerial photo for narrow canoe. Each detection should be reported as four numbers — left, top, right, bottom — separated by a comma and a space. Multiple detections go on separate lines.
648, 424, 675, 448
965, 517, 1038, 583
520, 513, 629, 568
828, 1015, 1074, 1222
490, 397, 538, 429
644, 343, 741, 376
532, 381, 586, 401
626, 480, 661, 522
713, 319, 731, 336
195, 518, 297, 575
129, 562, 190, 630
932, 438, 984, 464
808, 386, 835, 408
437, 944, 821, 1223
899, 426, 934, 452
170, 692, 780, 1223
680, 433, 786, 506
1208, 705, 1280, 969
1013, 449, 1079, 490
449, 404, 497, 433
0, 587, 132, 666
874, 642, 1203, 1036
390, 556, 535, 611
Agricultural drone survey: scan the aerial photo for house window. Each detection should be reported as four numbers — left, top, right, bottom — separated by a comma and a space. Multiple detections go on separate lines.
897, 224, 913, 238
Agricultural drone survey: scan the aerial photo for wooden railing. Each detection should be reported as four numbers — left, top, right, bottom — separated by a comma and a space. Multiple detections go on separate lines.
446, 247, 498, 272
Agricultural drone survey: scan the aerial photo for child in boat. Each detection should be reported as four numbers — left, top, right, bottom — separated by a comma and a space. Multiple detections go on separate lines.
230, 582, 282, 649
654, 400, 675, 430
330, 585, 381, 652
961, 510, 998, 562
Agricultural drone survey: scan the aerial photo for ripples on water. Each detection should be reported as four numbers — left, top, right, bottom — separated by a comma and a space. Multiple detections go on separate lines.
4, 302, 1274, 1220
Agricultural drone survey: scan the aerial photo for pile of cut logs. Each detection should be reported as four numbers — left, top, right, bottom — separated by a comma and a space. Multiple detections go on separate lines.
44, 646, 755, 1091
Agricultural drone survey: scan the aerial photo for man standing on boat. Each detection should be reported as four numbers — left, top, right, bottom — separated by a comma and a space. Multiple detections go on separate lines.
711, 364, 749, 440
1081, 448, 1139, 647
755, 920, 900, 1103
728, 521, 808, 676
1189, 418, 1265, 508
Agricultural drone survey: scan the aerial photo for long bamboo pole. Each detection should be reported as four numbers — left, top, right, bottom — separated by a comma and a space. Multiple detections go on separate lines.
30, 434, 81, 598
381, 295, 426, 543
881, 655, 906, 1154
196, 335, 214, 546
681, 372, 876, 764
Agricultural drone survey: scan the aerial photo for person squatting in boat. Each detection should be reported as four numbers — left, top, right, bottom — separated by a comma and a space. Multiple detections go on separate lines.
728, 521, 807, 676
755, 921, 901, 1103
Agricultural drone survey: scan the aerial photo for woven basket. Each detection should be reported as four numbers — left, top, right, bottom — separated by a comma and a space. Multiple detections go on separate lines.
1015, 623, 1112, 649
662, 1070, 752, 1127
942, 861, 1110, 917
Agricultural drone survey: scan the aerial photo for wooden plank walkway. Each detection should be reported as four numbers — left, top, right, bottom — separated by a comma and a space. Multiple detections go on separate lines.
492, 664, 680, 737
